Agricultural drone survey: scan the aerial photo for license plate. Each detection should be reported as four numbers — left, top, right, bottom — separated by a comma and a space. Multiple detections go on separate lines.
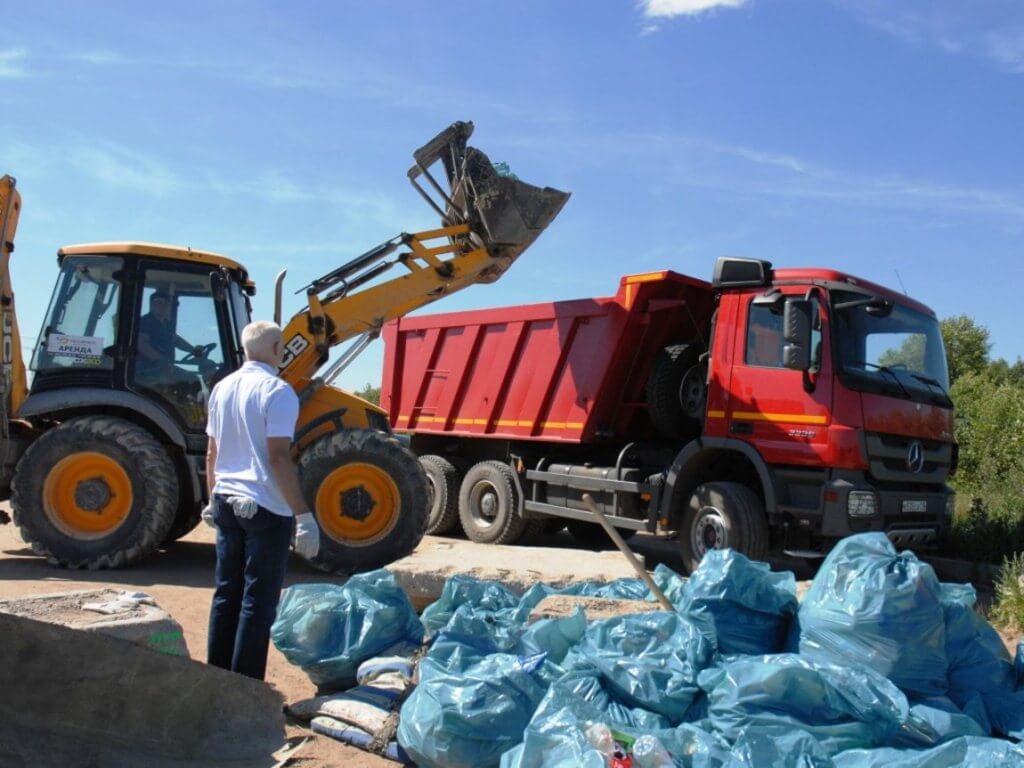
902, 499, 927, 514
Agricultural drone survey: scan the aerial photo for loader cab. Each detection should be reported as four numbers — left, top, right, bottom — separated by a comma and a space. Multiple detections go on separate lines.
29, 243, 253, 434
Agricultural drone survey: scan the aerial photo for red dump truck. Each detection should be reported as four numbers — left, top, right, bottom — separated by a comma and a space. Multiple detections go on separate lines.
381, 258, 956, 569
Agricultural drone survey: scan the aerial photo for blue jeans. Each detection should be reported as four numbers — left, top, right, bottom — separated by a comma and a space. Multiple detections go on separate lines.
207, 495, 293, 680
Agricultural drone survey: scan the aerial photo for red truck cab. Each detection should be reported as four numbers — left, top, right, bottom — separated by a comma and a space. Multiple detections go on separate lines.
382, 257, 955, 570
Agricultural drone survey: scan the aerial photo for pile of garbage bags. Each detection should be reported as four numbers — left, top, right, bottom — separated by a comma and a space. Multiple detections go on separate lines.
271, 533, 1024, 767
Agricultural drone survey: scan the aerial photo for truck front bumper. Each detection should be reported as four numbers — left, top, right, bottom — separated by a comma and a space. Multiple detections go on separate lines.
818, 469, 952, 548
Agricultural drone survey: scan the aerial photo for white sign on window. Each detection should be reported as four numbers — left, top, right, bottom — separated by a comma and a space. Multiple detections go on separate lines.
47, 333, 105, 359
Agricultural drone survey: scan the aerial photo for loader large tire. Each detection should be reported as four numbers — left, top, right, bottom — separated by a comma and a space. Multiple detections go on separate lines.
421, 455, 461, 535
162, 503, 202, 545
11, 416, 179, 569
299, 429, 428, 574
678, 481, 768, 573
458, 461, 527, 545
646, 344, 705, 440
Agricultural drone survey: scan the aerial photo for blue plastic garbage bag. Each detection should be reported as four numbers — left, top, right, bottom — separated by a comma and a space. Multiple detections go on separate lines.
699, 653, 909, 755
562, 611, 715, 724
724, 727, 835, 767
832, 736, 1024, 767
433, 601, 586, 664
501, 666, 729, 768
889, 700, 984, 748
940, 582, 1024, 738
421, 575, 520, 636
798, 533, 948, 697
397, 647, 553, 768
670, 550, 798, 655
271, 571, 423, 689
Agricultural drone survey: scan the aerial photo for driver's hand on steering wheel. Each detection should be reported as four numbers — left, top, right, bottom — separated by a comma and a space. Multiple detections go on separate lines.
192, 345, 206, 357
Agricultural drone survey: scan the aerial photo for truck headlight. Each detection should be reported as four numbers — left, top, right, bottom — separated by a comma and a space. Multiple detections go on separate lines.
848, 491, 879, 518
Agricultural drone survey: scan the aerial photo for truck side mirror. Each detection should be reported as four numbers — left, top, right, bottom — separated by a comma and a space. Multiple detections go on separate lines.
782, 298, 812, 371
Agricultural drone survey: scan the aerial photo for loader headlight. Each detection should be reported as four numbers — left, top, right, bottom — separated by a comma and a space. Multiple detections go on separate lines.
848, 491, 879, 518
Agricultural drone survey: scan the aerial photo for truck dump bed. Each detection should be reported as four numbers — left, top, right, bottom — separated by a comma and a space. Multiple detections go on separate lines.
381, 270, 715, 444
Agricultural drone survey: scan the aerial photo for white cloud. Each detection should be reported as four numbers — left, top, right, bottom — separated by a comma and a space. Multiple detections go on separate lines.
641, 0, 750, 19
66, 50, 128, 65
839, 1, 1024, 75
0, 48, 29, 79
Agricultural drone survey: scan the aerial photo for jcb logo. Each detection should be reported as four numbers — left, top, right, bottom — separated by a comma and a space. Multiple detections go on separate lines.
279, 334, 310, 370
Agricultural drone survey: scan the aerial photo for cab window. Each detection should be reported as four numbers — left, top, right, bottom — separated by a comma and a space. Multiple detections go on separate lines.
745, 297, 822, 369
32, 256, 122, 371
131, 267, 228, 429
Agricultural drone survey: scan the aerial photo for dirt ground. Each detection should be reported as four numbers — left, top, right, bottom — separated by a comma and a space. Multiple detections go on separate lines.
0, 506, 392, 767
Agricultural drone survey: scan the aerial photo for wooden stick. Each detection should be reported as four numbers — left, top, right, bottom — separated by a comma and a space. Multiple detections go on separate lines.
581, 493, 674, 612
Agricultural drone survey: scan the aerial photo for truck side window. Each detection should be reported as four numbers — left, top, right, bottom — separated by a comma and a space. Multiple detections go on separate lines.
745, 302, 786, 367
746, 298, 822, 369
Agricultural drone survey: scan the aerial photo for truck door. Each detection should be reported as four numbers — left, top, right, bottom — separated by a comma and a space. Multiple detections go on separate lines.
723, 289, 833, 466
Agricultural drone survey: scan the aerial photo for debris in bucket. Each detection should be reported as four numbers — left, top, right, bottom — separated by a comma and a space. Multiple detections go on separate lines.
272, 533, 1024, 766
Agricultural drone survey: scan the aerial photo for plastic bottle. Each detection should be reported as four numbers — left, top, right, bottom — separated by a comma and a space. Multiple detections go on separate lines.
585, 723, 615, 757
632, 734, 673, 768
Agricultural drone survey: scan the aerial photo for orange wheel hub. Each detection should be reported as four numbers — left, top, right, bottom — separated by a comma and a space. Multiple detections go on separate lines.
315, 462, 400, 547
42, 452, 133, 539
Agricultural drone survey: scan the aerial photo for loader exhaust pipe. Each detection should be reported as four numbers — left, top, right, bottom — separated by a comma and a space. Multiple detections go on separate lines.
409, 121, 569, 281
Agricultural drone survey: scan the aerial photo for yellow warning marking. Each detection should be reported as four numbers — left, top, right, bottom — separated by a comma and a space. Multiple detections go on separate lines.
706, 409, 727, 419
624, 271, 668, 284
732, 410, 827, 425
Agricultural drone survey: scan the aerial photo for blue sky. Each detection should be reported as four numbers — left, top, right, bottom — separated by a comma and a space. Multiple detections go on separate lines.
3, 0, 1023, 389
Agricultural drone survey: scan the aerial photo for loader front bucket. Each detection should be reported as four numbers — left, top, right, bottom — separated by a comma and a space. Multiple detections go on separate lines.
409, 121, 569, 280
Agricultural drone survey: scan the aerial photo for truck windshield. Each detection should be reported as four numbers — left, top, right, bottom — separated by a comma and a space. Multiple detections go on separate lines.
832, 290, 951, 408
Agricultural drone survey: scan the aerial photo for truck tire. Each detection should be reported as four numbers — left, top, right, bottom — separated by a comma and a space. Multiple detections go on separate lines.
10, 416, 179, 569
566, 519, 637, 549
299, 429, 428, 574
678, 481, 768, 573
458, 461, 527, 545
646, 344, 705, 439
421, 455, 461, 535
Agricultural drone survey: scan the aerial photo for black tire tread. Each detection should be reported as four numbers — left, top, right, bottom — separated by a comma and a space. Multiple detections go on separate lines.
678, 480, 767, 572
458, 460, 526, 545
646, 344, 702, 439
11, 416, 178, 569
420, 454, 461, 535
299, 429, 428, 574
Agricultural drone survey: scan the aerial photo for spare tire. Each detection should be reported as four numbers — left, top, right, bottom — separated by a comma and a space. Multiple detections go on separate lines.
646, 344, 705, 439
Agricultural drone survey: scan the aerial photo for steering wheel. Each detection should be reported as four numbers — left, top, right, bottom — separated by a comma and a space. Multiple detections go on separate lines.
180, 342, 217, 364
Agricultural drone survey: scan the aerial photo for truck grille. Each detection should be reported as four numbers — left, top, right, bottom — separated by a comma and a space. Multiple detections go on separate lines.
864, 432, 952, 485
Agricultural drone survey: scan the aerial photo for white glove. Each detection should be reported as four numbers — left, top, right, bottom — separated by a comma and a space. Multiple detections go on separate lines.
293, 513, 320, 560
201, 503, 215, 528
227, 495, 258, 519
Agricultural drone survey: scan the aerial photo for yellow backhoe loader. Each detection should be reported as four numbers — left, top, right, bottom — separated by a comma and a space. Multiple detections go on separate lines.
0, 121, 569, 572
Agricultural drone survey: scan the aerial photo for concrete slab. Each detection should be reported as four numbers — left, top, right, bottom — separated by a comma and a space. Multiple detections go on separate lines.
0, 588, 189, 657
527, 594, 661, 623
389, 535, 643, 610
0, 612, 285, 768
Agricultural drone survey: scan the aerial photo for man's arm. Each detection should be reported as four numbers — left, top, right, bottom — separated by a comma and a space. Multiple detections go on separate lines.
206, 438, 218, 498
267, 438, 310, 516
137, 332, 160, 361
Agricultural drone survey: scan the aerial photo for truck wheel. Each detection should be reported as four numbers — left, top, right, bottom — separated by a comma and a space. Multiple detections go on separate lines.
566, 519, 636, 549
10, 416, 178, 569
458, 461, 527, 545
646, 344, 704, 439
678, 481, 768, 572
299, 429, 428, 574
421, 455, 461, 535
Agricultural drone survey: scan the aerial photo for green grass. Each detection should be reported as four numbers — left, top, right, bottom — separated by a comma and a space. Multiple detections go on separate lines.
992, 552, 1024, 633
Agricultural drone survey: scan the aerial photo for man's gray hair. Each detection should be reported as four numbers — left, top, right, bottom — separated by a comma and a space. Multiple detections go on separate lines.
241, 321, 283, 362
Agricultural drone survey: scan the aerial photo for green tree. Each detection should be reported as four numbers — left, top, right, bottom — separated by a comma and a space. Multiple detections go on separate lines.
354, 383, 381, 406
940, 315, 991, 384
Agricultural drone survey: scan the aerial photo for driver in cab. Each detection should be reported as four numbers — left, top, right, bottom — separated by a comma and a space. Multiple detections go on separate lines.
136, 291, 207, 386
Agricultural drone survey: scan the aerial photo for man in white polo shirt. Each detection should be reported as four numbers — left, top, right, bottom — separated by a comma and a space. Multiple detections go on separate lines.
203, 320, 319, 680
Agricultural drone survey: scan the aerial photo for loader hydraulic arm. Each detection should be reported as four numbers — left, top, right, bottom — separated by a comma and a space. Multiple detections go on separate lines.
277, 121, 569, 393
0, 176, 27, 420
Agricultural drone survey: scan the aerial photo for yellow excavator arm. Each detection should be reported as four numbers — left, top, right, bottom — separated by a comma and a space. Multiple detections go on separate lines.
0, 176, 27, 422
276, 122, 569, 441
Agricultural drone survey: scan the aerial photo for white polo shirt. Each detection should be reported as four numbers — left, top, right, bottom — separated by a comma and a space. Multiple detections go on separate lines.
205, 361, 300, 516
